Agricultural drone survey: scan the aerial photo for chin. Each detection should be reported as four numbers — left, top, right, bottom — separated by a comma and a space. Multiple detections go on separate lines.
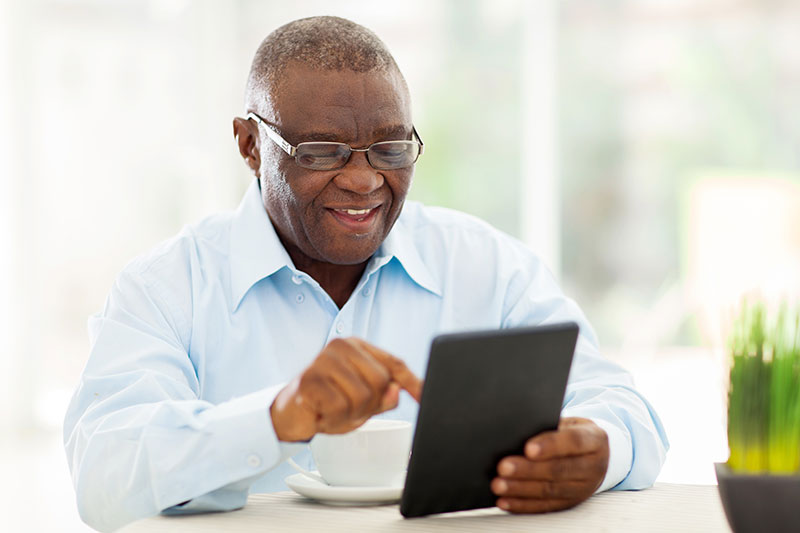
323, 249, 378, 266
318, 237, 383, 265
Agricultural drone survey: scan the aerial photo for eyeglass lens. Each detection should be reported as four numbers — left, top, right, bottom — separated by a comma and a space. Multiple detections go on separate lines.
295, 141, 420, 171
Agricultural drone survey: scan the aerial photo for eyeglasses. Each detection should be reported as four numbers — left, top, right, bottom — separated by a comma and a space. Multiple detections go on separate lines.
247, 112, 424, 171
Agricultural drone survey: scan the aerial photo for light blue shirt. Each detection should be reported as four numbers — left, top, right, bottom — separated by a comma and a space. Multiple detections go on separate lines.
64, 180, 668, 532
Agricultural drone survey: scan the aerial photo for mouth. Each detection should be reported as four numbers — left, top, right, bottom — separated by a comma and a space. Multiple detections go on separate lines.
327, 205, 382, 234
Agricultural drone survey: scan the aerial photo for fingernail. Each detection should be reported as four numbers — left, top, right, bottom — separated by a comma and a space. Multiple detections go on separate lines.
498, 499, 510, 510
499, 461, 515, 476
526, 443, 541, 458
495, 480, 508, 493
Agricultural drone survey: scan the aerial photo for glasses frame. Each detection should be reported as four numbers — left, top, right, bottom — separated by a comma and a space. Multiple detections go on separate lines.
246, 112, 424, 171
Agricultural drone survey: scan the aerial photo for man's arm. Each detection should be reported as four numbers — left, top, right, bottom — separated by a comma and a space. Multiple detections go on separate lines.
64, 270, 423, 532
557, 334, 668, 492
63, 270, 290, 532
490, 255, 668, 512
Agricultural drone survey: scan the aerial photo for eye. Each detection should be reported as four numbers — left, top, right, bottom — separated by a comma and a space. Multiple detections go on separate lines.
370, 142, 417, 168
372, 143, 411, 160
296, 144, 350, 169
297, 152, 333, 166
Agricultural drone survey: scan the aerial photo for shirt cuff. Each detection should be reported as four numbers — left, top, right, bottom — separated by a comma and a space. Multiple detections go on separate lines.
195, 385, 283, 472
158, 384, 287, 510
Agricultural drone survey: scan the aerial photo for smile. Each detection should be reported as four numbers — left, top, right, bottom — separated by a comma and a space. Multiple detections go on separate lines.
327, 206, 381, 232
334, 207, 373, 218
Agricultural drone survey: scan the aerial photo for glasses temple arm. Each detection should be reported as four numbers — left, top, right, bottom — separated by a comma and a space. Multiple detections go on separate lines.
246, 112, 297, 157
412, 126, 424, 155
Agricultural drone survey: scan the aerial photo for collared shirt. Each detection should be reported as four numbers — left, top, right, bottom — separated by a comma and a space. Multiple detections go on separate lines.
64, 180, 668, 532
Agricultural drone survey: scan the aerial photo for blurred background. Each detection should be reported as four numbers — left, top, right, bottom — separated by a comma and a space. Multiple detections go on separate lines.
2, 0, 799, 531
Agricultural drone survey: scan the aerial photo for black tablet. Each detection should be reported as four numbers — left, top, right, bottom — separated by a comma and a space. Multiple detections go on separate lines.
400, 322, 579, 518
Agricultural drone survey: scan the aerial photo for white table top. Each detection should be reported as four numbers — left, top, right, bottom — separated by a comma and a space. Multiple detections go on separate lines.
119, 483, 730, 532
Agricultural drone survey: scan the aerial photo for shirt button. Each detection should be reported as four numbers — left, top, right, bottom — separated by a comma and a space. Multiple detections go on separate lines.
247, 454, 262, 468
291, 275, 302, 285
362, 287, 371, 297
296, 293, 304, 304
335, 322, 344, 334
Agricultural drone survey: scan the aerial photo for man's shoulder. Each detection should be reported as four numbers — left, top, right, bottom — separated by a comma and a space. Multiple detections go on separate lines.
400, 201, 500, 236
395, 202, 552, 311
120, 209, 235, 287
398, 201, 527, 253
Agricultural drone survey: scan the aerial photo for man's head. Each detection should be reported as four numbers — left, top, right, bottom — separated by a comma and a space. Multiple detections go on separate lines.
233, 16, 417, 267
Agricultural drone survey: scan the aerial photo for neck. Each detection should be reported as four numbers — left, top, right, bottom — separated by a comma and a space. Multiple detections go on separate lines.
284, 245, 368, 309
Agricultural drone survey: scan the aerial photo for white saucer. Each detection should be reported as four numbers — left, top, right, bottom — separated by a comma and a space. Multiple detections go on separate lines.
285, 472, 403, 505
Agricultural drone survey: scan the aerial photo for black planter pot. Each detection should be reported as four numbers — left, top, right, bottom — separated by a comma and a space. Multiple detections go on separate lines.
715, 462, 800, 533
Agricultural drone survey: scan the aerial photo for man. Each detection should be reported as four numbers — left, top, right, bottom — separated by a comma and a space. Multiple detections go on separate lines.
64, 16, 667, 532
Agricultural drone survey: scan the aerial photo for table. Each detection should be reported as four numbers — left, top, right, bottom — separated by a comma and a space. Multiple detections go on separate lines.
119, 483, 730, 532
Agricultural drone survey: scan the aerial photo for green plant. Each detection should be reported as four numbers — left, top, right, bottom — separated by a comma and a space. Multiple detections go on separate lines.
727, 301, 800, 473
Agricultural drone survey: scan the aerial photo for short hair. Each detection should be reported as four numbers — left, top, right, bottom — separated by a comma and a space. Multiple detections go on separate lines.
245, 16, 405, 113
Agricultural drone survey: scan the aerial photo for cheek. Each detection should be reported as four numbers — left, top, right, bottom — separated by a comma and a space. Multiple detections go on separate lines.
260, 164, 301, 224
260, 171, 293, 205
261, 148, 282, 174
260, 163, 328, 226
387, 171, 414, 206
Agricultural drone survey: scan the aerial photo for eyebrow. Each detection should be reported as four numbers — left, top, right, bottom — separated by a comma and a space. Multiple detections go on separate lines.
294, 132, 344, 143
372, 125, 412, 141
293, 125, 412, 144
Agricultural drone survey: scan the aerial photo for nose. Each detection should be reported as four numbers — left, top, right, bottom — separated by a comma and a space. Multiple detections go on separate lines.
332, 150, 384, 195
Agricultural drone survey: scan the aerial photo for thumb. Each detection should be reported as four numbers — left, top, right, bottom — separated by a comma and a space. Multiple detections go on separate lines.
377, 382, 401, 413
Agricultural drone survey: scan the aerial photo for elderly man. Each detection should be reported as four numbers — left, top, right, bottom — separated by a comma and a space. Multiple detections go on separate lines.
64, 16, 667, 532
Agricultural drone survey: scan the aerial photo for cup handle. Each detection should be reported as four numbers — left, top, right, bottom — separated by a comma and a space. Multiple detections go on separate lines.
287, 457, 328, 485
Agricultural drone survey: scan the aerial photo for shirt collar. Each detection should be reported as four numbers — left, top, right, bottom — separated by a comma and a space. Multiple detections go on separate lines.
229, 183, 443, 310
229, 180, 293, 311
375, 210, 443, 297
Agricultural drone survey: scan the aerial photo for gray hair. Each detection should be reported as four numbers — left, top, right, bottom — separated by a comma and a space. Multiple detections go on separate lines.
245, 16, 405, 113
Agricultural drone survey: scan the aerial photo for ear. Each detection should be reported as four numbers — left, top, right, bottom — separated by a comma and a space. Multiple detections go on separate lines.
233, 117, 261, 177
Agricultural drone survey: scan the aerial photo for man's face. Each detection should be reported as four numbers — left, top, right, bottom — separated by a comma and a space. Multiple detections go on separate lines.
257, 63, 414, 266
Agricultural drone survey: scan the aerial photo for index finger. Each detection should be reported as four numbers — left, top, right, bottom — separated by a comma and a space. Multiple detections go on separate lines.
524, 422, 607, 461
350, 338, 423, 402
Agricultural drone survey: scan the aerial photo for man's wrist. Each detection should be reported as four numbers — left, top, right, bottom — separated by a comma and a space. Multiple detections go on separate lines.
587, 417, 632, 492
270, 395, 298, 442
270, 385, 314, 442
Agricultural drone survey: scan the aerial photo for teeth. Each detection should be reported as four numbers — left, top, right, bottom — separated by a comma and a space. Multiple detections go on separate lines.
339, 208, 371, 215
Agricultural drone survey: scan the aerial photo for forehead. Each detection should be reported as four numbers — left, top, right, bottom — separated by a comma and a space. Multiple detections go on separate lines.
268, 63, 411, 139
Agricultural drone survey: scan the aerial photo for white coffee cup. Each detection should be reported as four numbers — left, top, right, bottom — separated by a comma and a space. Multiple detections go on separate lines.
287, 418, 413, 487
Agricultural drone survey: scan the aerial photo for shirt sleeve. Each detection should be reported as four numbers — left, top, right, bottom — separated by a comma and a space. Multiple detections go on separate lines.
62, 269, 291, 532
501, 254, 669, 493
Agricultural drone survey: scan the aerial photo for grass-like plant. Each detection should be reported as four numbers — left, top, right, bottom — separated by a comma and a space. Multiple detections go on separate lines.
727, 301, 800, 473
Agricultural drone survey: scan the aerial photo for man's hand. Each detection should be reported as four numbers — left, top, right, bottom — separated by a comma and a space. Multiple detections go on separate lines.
491, 417, 609, 513
270, 337, 423, 442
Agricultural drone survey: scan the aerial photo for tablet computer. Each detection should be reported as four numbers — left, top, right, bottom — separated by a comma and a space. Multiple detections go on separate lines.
400, 321, 579, 518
